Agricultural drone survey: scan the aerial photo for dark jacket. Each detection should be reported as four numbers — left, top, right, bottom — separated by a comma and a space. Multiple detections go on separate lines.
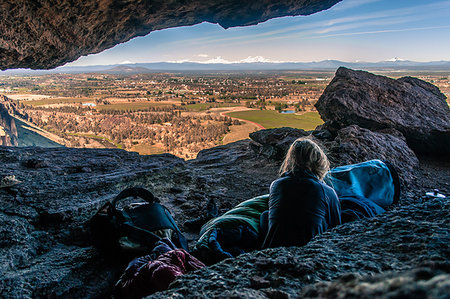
262, 169, 341, 248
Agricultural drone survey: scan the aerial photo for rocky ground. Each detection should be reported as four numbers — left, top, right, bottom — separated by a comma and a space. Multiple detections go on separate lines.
0, 141, 280, 298
0, 137, 448, 298
151, 184, 449, 298
0, 69, 448, 298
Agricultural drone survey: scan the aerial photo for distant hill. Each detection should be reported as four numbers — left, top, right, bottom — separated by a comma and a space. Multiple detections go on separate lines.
103, 65, 152, 74
2, 60, 450, 74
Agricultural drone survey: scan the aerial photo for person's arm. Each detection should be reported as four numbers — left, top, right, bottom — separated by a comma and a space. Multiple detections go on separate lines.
262, 178, 291, 248
327, 187, 342, 228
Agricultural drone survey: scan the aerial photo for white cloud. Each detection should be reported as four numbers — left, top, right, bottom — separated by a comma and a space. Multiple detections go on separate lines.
197, 54, 209, 58
307, 25, 450, 39
119, 60, 135, 64
168, 59, 191, 63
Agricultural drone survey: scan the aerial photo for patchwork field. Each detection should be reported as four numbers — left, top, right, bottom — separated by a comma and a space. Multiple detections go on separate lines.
129, 143, 165, 155
184, 102, 240, 111
227, 110, 324, 131
222, 121, 260, 144
1, 72, 333, 158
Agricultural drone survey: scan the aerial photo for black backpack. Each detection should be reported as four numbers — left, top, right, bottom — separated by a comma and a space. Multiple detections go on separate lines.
90, 187, 188, 258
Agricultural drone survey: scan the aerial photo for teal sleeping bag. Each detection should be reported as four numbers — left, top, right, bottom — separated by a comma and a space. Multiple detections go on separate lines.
324, 159, 400, 208
194, 160, 400, 263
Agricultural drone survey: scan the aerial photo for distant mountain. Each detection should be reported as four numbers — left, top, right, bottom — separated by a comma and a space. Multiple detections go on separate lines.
2, 60, 450, 74
103, 65, 152, 74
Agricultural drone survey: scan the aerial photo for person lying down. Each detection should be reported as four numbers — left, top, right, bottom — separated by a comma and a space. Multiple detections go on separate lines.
193, 137, 400, 264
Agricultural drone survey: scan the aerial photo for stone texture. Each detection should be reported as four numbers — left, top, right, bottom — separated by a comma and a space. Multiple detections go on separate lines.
0, 96, 19, 146
0, 0, 341, 70
249, 127, 309, 160
301, 265, 450, 298
315, 67, 450, 155
326, 125, 419, 186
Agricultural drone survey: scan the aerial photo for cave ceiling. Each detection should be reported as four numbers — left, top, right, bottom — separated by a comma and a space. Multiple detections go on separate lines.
0, 0, 342, 70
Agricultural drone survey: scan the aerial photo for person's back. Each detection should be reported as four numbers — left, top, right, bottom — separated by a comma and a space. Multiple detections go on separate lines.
261, 138, 341, 249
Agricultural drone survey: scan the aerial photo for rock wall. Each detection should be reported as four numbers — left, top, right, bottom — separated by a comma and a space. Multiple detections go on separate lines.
0, 126, 13, 146
0, 98, 18, 146
0, 0, 341, 70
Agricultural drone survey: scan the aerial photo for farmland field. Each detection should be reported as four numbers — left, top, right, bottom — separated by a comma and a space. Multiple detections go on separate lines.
1, 71, 333, 158
183, 102, 240, 111
227, 110, 323, 131
130, 143, 165, 155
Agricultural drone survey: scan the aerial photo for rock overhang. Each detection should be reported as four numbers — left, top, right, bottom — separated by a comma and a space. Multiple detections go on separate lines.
0, 0, 342, 70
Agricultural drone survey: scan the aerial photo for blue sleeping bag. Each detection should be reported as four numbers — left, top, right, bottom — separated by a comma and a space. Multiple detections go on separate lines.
324, 159, 400, 223
194, 160, 400, 263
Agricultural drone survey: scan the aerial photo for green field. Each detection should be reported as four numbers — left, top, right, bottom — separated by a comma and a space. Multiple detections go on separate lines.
184, 102, 240, 111
227, 110, 323, 131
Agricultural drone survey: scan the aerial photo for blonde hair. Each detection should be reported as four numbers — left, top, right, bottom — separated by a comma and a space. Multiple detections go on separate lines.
279, 137, 330, 180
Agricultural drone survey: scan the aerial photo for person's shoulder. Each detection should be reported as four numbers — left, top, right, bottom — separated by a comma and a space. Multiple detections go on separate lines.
270, 174, 303, 190
271, 174, 319, 190
319, 180, 339, 201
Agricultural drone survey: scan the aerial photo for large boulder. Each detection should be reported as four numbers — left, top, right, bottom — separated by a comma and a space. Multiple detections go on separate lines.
315, 67, 450, 155
326, 125, 419, 186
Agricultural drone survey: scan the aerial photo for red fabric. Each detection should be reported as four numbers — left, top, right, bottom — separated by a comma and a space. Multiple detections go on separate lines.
114, 249, 205, 298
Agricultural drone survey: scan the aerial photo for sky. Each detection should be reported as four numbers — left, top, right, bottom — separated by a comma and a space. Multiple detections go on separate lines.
68, 0, 450, 66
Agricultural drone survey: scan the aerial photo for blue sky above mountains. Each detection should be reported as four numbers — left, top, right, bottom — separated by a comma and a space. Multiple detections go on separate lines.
69, 0, 450, 66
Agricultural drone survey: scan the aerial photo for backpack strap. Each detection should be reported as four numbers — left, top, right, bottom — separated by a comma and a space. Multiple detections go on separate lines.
120, 220, 163, 247
112, 187, 155, 207
162, 206, 189, 251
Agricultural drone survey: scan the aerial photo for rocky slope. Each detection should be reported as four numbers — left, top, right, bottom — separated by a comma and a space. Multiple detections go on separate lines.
0, 69, 449, 298
0, 96, 61, 147
0, 0, 341, 70
0, 142, 280, 298
0, 102, 18, 146
0, 136, 448, 298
